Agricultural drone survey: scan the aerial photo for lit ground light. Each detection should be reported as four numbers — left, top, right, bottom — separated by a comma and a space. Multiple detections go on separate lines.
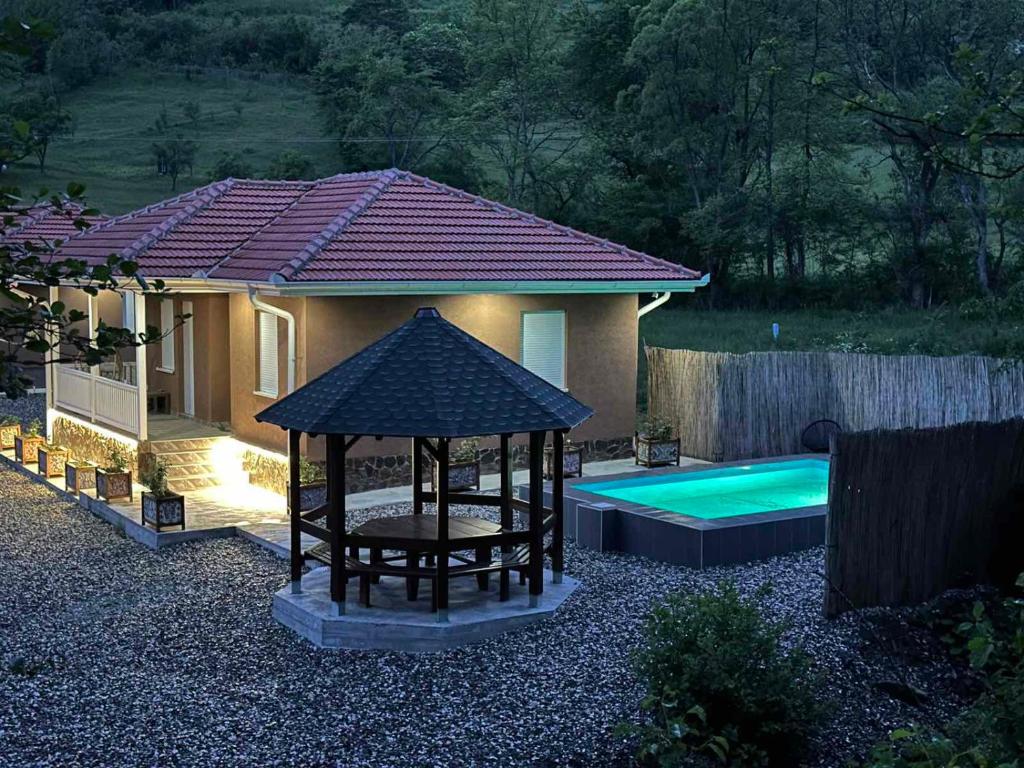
0, 465, 971, 768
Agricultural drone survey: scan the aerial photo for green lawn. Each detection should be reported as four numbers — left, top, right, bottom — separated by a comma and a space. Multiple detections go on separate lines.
5, 69, 340, 214
640, 307, 1024, 357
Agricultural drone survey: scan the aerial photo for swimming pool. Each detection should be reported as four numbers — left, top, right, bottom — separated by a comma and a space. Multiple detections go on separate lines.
575, 459, 830, 520
528, 456, 831, 569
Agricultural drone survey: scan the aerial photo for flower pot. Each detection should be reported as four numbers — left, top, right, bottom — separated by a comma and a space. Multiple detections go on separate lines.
432, 459, 481, 492
96, 468, 133, 502
0, 423, 21, 450
14, 434, 45, 465
142, 491, 186, 531
543, 444, 584, 479
635, 435, 681, 467
37, 445, 69, 478
287, 481, 327, 512
65, 460, 98, 494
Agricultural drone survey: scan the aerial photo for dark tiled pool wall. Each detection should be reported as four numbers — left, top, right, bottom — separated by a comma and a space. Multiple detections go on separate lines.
519, 479, 827, 570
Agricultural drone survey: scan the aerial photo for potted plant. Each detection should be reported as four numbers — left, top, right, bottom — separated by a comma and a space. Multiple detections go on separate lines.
287, 457, 327, 512
37, 442, 69, 478
433, 437, 481, 492
544, 437, 584, 479
65, 458, 98, 494
141, 459, 185, 531
0, 415, 21, 450
96, 444, 133, 502
14, 419, 45, 465
636, 415, 681, 467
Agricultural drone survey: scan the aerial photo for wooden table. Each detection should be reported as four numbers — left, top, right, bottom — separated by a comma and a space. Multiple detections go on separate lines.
350, 514, 504, 604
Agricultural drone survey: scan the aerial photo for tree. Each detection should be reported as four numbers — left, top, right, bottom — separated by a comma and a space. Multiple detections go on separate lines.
340, 0, 413, 36
10, 91, 71, 173
314, 25, 452, 169
181, 99, 201, 131
827, 0, 1024, 299
266, 150, 314, 180
207, 151, 252, 182
620, 0, 811, 295
463, 0, 583, 210
151, 134, 197, 190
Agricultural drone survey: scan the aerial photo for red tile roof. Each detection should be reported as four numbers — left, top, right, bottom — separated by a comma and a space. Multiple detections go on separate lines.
55, 170, 702, 286
3, 203, 104, 246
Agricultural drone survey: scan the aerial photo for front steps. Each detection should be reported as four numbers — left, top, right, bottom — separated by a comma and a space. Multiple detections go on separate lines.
143, 435, 244, 494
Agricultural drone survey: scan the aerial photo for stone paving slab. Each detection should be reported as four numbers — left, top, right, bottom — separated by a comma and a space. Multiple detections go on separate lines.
275, 565, 579, 651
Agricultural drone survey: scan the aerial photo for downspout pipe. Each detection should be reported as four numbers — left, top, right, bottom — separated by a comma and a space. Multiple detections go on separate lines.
638, 291, 672, 318
248, 285, 296, 394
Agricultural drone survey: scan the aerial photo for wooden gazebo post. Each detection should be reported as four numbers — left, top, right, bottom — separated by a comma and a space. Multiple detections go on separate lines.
436, 437, 450, 621
552, 429, 565, 584
288, 429, 302, 594
528, 430, 545, 607
326, 433, 347, 615
499, 433, 513, 602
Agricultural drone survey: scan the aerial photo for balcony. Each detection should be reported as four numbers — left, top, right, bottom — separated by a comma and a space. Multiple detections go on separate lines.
55, 364, 141, 437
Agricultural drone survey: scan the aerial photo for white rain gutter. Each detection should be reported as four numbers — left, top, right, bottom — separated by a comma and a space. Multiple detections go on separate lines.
248, 285, 296, 394
638, 291, 672, 318
16, 275, 712, 297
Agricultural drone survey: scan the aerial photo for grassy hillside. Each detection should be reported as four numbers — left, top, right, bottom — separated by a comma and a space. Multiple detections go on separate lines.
5, 68, 338, 214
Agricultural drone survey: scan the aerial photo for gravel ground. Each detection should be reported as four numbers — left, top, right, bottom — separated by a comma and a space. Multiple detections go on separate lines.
0, 464, 973, 768
0, 392, 45, 429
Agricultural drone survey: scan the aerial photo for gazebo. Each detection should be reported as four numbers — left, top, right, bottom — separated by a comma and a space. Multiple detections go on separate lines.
255, 308, 593, 624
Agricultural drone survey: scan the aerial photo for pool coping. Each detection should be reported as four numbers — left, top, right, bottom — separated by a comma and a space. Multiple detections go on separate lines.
520, 454, 829, 569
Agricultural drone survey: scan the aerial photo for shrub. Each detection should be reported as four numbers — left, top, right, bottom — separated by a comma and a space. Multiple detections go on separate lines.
266, 149, 314, 180
627, 582, 823, 767
298, 457, 325, 485
638, 414, 673, 441
141, 459, 169, 496
451, 437, 480, 463
105, 444, 128, 472
861, 574, 1024, 768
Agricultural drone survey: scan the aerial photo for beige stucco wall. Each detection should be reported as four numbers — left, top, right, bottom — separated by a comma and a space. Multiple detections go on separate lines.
228, 292, 638, 459
145, 294, 182, 412
141, 293, 232, 422
190, 294, 232, 423
227, 293, 308, 451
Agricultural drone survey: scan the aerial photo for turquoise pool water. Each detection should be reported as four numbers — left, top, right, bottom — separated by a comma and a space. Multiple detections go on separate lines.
576, 460, 830, 519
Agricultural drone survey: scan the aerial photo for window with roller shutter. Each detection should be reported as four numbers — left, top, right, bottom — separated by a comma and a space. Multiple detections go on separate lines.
520, 310, 566, 390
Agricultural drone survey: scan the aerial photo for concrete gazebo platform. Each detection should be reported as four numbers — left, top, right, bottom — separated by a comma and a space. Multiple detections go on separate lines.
274, 566, 578, 651
255, 307, 593, 651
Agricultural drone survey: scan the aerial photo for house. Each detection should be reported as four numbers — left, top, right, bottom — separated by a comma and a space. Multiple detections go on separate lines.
40, 169, 706, 493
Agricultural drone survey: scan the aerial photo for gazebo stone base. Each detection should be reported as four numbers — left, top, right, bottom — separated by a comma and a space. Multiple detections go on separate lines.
273, 566, 579, 652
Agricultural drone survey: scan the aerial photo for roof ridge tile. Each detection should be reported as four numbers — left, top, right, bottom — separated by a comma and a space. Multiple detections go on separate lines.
120, 179, 237, 262
273, 169, 403, 283
200, 179, 323, 279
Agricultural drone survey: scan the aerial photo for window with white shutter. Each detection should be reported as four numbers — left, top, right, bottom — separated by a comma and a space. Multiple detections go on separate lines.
256, 311, 279, 398
158, 299, 175, 372
520, 310, 566, 389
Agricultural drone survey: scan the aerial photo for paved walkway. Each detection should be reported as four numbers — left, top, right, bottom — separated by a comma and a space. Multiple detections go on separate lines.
1, 448, 706, 555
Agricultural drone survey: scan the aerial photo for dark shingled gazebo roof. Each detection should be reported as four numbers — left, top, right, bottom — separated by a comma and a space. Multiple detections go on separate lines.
255, 308, 593, 438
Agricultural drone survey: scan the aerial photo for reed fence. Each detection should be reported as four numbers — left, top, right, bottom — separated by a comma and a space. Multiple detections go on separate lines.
823, 419, 1024, 616
645, 347, 1024, 461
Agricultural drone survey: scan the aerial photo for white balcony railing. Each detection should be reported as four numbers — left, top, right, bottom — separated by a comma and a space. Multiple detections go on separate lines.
55, 366, 140, 436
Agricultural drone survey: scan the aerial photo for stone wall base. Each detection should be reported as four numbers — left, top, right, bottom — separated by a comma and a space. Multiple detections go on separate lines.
246, 436, 634, 496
